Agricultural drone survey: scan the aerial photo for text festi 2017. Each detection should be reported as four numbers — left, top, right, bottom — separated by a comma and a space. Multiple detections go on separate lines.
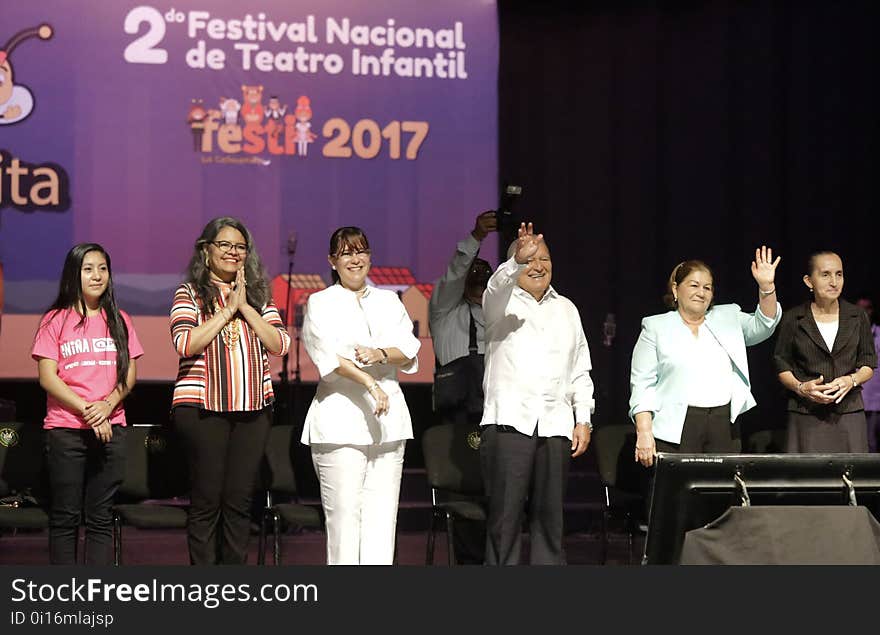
193, 117, 429, 161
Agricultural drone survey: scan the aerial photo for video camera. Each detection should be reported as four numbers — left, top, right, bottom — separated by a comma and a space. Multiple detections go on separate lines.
496, 183, 522, 233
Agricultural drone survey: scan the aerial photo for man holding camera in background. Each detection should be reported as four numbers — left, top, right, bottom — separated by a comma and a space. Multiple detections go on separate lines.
427, 210, 497, 564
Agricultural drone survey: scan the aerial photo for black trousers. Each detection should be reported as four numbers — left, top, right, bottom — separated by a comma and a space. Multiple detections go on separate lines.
655, 404, 741, 455
174, 406, 271, 565
46, 426, 128, 565
648, 404, 740, 521
479, 424, 570, 565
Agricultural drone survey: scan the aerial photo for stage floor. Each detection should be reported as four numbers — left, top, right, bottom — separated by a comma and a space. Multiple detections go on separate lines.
0, 527, 644, 566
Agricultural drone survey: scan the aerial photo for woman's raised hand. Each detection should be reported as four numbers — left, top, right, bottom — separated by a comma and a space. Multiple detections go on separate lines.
750, 245, 781, 290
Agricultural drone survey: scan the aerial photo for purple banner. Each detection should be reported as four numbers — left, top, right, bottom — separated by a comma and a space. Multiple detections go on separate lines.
0, 1, 498, 379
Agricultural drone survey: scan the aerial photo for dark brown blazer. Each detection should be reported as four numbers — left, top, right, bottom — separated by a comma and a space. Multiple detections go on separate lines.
773, 299, 877, 414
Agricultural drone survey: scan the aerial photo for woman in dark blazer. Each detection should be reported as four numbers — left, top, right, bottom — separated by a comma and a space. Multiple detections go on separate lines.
773, 251, 877, 452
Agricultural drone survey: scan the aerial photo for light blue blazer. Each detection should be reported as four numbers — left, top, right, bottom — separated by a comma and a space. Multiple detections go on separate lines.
628, 303, 781, 444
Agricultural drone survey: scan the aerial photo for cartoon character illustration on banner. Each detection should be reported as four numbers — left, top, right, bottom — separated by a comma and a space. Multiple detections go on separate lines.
265, 95, 287, 139
0, 24, 53, 125
187, 99, 208, 151
294, 96, 317, 157
241, 84, 264, 125
219, 97, 241, 126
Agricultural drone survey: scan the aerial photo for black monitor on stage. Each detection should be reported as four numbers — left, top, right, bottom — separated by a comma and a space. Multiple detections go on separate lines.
642, 453, 880, 565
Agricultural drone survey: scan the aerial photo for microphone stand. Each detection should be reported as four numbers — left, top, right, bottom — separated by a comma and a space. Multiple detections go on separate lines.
278, 258, 294, 427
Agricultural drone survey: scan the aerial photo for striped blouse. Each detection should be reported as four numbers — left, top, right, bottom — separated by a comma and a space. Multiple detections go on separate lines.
170, 282, 290, 412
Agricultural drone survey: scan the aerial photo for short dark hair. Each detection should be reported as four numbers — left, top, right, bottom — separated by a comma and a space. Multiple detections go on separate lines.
328, 226, 370, 284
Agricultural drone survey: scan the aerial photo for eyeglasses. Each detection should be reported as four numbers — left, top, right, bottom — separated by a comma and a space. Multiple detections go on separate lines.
336, 249, 371, 259
211, 241, 249, 254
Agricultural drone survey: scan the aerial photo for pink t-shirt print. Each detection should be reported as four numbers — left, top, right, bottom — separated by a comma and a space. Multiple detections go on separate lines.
31, 308, 144, 430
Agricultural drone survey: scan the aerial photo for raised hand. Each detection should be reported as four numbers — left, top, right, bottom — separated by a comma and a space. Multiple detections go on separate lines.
751, 245, 781, 290
472, 210, 498, 241
514, 222, 544, 265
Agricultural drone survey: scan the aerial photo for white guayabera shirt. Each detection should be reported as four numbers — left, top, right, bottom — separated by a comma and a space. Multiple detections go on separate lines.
480, 257, 595, 440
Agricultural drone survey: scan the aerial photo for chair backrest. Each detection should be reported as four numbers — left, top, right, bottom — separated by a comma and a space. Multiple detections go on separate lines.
0, 421, 48, 501
421, 423, 483, 496
263, 425, 298, 498
117, 424, 188, 501
745, 428, 787, 453
593, 423, 641, 494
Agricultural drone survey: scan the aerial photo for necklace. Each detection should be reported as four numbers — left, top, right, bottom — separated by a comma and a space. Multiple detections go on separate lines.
214, 300, 241, 349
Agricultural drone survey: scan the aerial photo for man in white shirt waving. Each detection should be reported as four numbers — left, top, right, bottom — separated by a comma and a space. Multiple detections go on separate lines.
480, 222, 595, 565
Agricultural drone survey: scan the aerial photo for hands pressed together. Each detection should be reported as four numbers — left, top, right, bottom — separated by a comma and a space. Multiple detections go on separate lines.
223, 268, 248, 316
797, 374, 856, 405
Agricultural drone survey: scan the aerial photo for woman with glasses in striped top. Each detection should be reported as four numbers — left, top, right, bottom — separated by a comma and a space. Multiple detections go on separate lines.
170, 217, 290, 564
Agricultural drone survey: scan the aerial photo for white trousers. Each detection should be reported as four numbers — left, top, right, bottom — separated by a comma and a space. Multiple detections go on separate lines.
311, 440, 406, 565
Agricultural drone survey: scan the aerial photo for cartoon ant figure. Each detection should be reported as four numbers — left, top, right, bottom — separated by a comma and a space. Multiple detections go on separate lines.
294, 96, 317, 157
0, 24, 53, 125
187, 98, 208, 151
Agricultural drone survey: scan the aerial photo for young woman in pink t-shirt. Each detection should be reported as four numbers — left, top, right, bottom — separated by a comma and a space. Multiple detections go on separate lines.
31, 243, 143, 565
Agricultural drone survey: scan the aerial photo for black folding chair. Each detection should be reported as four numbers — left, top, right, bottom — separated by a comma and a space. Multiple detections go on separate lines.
0, 421, 49, 538
593, 423, 646, 564
112, 425, 189, 565
421, 423, 486, 565
257, 425, 323, 565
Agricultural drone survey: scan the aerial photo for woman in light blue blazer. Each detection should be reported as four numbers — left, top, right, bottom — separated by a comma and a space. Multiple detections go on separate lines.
630, 247, 782, 467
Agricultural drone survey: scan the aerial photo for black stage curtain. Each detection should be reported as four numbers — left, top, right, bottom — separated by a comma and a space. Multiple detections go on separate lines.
497, 0, 880, 437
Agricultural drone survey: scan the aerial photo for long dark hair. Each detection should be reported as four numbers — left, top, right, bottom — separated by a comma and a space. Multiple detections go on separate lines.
663, 259, 715, 309
184, 216, 271, 315
42, 243, 131, 390
328, 226, 370, 284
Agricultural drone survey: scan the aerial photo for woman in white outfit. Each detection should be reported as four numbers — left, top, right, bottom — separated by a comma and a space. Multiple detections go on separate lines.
301, 226, 421, 565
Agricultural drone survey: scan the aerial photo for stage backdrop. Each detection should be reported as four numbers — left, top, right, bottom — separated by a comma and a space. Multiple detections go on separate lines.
0, 0, 499, 381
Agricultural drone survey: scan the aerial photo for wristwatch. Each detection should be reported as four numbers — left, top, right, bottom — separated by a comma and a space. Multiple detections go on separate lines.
378, 348, 389, 364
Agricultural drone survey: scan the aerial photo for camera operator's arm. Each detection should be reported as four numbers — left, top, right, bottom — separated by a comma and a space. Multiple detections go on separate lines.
428, 211, 496, 321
